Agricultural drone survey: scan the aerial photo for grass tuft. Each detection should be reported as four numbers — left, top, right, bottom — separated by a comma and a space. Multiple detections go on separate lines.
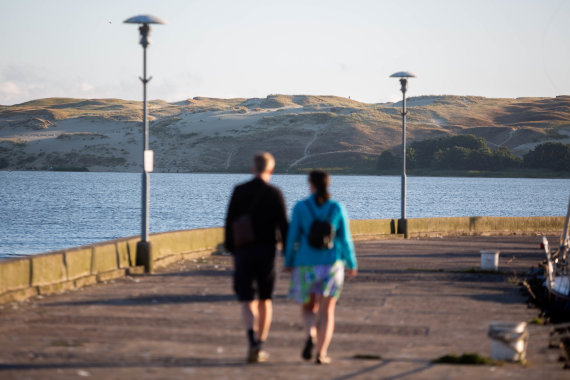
528, 317, 544, 325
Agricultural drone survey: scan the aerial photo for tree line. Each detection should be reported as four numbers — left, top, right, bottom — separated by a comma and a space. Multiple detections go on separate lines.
377, 134, 570, 172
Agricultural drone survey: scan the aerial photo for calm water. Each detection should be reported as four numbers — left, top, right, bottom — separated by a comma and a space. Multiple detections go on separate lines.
0, 171, 568, 258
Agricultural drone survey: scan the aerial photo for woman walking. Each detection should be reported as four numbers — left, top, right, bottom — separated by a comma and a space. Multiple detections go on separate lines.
284, 170, 357, 364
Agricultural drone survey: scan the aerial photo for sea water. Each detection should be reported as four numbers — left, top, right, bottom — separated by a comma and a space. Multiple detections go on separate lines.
0, 171, 568, 258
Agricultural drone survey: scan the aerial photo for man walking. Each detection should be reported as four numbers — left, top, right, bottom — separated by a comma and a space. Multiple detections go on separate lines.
225, 152, 288, 363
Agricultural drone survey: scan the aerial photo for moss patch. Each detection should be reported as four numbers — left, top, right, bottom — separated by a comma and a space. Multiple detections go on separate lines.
528, 317, 544, 325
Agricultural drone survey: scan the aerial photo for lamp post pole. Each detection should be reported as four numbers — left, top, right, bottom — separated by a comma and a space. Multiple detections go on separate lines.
141, 23, 150, 245
390, 71, 416, 238
125, 15, 166, 273
400, 78, 407, 222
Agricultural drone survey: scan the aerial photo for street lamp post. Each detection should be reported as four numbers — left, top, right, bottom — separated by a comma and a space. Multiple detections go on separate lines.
390, 71, 416, 238
124, 15, 166, 273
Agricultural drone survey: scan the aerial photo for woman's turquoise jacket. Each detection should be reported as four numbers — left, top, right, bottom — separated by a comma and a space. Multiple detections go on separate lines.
284, 194, 357, 269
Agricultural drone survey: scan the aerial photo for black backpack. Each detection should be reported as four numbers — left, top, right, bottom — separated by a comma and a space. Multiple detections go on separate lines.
305, 200, 336, 250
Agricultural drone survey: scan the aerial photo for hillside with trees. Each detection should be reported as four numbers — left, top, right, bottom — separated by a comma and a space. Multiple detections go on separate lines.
377, 135, 569, 176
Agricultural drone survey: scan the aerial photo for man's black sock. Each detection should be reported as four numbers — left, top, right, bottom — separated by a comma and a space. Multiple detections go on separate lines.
256, 339, 265, 350
247, 329, 257, 348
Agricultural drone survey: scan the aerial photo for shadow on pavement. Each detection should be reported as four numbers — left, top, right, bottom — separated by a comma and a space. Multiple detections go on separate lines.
0, 357, 248, 371
45, 294, 237, 307
155, 270, 232, 278
332, 359, 433, 380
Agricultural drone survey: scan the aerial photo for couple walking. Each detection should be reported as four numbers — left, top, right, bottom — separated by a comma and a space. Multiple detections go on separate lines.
224, 152, 358, 364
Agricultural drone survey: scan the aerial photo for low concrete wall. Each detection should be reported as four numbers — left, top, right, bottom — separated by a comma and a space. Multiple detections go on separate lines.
407, 216, 565, 237
152, 228, 224, 268
0, 216, 565, 304
350, 219, 397, 240
0, 227, 223, 305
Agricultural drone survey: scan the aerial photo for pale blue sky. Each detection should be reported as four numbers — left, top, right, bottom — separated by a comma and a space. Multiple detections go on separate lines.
0, 0, 568, 105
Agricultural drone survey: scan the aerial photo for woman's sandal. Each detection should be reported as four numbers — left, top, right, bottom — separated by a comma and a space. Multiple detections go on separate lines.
315, 354, 331, 365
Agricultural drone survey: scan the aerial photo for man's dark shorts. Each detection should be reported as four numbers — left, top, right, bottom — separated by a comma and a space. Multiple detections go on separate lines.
233, 243, 276, 301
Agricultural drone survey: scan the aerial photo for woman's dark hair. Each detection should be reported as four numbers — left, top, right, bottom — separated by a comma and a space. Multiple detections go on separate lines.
309, 170, 330, 205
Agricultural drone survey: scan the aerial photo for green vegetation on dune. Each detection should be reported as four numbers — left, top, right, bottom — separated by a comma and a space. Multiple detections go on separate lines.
523, 142, 570, 171
14, 97, 87, 107
180, 97, 246, 113
377, 135, 569, 176
2, 97, 183, 122
410, 135, 522, 171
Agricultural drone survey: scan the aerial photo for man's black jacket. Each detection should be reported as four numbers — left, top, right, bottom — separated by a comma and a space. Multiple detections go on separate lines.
224, 177, 288, 253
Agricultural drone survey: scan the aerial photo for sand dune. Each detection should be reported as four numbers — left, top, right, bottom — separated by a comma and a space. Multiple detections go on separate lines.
0, 94, 569, 173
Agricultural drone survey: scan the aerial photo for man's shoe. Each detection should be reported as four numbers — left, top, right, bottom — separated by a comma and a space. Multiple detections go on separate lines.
247, 347, 258, 363
247, 347, 269, 363
301, 337, 314, 360
257, 349, 269, 362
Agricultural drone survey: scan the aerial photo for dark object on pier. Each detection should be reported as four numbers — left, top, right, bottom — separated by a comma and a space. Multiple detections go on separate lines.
541, 195, 570, 305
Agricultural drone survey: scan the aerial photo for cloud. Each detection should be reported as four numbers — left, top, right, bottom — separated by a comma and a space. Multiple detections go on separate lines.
0, 64, 138, 104
0, 81, 22, 97
0, 64, 55, 104
79, 82, 94, 92
0, 62, 207, 104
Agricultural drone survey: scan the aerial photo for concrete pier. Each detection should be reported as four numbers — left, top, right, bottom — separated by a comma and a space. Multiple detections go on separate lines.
0, 236, 566, 379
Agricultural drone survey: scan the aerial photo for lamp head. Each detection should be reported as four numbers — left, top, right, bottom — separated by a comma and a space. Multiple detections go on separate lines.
124, 15, 166, 48
390, 72, 416, 94
399, 78, 408, 93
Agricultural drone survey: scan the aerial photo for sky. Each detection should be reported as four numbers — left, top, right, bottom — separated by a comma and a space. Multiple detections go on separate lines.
0, 0, 569, 105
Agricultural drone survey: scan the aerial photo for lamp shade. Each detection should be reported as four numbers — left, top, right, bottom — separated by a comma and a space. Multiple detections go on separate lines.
390, 71, 417, 78
124, 15, 167, 24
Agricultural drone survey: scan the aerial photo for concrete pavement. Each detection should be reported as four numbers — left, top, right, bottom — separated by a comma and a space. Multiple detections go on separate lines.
0, 236, 566, 379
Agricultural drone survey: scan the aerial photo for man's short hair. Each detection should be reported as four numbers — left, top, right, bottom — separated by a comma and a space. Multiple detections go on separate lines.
253, 152, 275, 174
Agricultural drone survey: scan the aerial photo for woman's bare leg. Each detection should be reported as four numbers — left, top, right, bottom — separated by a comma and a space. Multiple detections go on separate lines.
315, 296, 337, 358
302, 294, 319, 339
